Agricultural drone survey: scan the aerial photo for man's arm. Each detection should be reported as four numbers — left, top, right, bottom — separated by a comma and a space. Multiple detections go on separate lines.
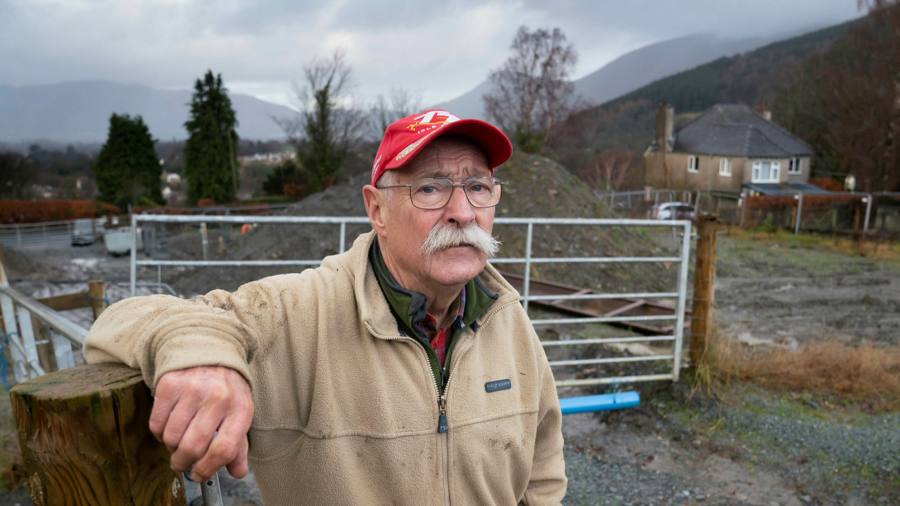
84, 279, 286, 480
523, 346, 567, 504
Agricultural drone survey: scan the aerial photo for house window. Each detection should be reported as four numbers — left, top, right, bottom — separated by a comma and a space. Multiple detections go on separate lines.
751, 161, 781, 183
788, 157, 802, 174
719, 158, 731, 176
687, 156, 698, 173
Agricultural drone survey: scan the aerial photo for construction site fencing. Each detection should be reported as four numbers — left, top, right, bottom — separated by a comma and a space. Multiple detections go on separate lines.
130, 214, 693, 388
599, 189, 900, 238
737, 192, 900, 237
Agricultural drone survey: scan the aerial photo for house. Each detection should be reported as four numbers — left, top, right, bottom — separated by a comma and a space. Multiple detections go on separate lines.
644, 103, 822, 195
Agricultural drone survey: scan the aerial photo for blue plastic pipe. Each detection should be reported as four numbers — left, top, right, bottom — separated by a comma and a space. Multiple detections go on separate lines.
559, 391, 640, 415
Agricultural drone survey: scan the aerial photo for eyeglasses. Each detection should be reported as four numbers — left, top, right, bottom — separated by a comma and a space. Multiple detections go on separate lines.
377, 176, 502, 210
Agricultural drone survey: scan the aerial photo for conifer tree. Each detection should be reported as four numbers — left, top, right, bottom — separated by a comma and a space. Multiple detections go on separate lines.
94, 113, 162, 209
184, 70, 239, 204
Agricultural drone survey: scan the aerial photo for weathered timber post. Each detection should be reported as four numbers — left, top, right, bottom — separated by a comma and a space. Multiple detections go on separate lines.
690, 215, 718, 370
9, 363, 186, 506
88, 280, 106, 320
30, 316, 57, 373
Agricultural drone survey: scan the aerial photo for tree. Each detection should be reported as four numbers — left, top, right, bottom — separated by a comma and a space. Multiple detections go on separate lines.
184, 70, 240, 204
579, 148, 634, 192
372, 88, 422, 134
0, 151, 35, 198
775, 1, 899, 191
93, 114, 162, 208
483, 26, 578, 153
281, 51, 367, 193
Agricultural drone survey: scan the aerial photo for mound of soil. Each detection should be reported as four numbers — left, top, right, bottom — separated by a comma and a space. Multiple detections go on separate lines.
0, 246, 67, 281
160, 153, 676, 296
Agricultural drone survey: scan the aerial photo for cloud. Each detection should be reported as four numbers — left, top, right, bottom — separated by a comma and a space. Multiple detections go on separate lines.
0, 0, 863, 107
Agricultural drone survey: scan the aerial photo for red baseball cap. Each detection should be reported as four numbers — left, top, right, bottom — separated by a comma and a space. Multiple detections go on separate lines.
370, 109, 513, 186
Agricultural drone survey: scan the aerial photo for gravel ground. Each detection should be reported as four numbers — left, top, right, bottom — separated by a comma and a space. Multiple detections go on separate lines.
563, 382, 899, 506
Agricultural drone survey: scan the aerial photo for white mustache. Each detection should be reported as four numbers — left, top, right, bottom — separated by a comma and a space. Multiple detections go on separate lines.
421, 223, 501, 258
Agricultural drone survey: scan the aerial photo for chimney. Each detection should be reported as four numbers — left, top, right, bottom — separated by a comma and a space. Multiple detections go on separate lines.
656, 103, 674, 153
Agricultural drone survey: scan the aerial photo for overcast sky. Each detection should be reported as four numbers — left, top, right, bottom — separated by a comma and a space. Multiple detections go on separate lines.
0, 0, 863, 109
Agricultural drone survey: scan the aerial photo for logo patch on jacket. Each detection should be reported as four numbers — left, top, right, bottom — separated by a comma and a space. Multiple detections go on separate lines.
484, 379, 512, 393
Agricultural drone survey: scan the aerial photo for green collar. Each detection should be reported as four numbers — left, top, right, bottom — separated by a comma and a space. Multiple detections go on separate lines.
368, 237, 497, 342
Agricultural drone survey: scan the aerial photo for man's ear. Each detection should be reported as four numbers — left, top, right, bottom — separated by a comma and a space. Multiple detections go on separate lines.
362, 185, 388, 237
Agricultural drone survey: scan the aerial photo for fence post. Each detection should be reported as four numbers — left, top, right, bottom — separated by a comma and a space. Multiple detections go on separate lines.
200, 222, 209, 261
794, 193, 803, 234
31, 316, 57, 373
522, 222, 534, 313
863, 194, 873, 234
89, 280, 107, 320
10, 363, 187, 505
690, 215, 718, 371
739, 197, 747, 228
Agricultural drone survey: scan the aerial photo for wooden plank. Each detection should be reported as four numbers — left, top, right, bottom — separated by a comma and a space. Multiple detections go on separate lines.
15, 305, 44, 377
30, 316, 57, 374
0, 293, 27, 382
36, 291, 91, 311
10, 363, 187, 506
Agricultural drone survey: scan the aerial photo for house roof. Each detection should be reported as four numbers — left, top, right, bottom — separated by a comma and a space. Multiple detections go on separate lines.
743, 182, 830, 196
673, 104, 813, 158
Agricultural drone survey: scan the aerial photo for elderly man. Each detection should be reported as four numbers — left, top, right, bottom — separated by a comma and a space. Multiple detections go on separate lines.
84, 109, 567, 504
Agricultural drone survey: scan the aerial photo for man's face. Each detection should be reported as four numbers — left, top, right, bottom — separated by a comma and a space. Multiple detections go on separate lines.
364, 138, 498, 293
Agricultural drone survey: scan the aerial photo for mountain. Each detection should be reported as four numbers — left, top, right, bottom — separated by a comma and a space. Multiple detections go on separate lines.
0, 81, 297, 142
434, 32, 782, 119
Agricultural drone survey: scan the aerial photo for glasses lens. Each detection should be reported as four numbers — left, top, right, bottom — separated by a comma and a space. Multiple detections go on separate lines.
464, 178, 499, 207
411, 178, 452, 209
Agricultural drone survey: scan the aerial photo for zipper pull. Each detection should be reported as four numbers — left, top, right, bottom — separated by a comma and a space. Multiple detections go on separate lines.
437, 394, 448, 433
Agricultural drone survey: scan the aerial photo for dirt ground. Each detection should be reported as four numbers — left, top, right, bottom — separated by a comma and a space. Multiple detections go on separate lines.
714, 230, 900, 347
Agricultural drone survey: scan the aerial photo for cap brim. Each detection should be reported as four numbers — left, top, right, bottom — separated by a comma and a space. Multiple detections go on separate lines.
383, 118, 513, 172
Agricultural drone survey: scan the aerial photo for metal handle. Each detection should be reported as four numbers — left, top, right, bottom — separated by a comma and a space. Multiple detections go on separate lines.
200, 470, 225, 506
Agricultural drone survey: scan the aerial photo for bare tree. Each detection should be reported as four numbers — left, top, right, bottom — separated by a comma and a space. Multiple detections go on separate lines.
580, 148, 634, 192
280, 51, 367, 192
372, 88, 423, 134
821, 0, 900, 191
483, 26, 578, 153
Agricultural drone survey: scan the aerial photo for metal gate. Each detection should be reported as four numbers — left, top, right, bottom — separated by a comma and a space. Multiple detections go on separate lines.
130, 214, 692, 387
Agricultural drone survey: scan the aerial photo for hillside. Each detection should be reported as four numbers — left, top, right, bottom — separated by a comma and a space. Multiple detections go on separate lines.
0, 81, 296, 142
549, 18, 859, 181
435, 32, 784, 119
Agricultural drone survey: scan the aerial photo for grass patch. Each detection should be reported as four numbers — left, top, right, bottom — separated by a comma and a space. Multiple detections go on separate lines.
706, 337, 900, 413
726, 227, 900, 263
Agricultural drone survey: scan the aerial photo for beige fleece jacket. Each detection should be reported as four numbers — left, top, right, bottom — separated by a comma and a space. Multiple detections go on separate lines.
84, 231, 567, 505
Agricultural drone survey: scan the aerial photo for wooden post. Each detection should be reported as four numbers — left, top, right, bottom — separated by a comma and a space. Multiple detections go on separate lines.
88, 280, 107, 320
9, 363, 186, 506
690, 215, 718, 370
30, 317, 57, 373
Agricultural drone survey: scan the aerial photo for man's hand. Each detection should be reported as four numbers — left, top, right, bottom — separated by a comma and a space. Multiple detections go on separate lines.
149, 366, 254, 481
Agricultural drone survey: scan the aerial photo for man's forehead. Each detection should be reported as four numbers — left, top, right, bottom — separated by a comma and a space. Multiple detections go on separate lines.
402, 138, 490, 179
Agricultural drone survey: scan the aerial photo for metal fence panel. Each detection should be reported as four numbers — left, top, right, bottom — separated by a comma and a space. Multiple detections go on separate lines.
131, 214, 693, 389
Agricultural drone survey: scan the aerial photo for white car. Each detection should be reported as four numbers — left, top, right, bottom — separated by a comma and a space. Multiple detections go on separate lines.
650, 202, 695, 220
70, 218, 97, 246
